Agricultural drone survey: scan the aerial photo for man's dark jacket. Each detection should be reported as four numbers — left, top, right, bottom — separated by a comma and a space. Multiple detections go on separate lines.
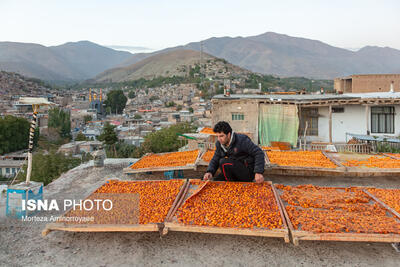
206, 133, 265, 175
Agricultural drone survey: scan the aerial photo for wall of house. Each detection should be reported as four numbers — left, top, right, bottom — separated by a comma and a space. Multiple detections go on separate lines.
305, 104, 400, 143
211, 99, 259, 143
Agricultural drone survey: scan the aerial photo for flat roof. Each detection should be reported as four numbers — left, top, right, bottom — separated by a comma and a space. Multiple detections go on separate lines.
212, 92, 400, 102
0, 160, 24, 167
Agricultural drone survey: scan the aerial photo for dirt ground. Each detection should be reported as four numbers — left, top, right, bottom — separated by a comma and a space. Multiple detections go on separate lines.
1, 159, 400, 267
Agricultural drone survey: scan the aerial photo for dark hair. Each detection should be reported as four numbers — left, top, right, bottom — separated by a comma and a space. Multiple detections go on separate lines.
213, 121, 232, 135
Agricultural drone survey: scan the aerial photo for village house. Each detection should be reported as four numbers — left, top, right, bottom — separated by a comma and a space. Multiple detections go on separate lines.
211, 91, 400, 148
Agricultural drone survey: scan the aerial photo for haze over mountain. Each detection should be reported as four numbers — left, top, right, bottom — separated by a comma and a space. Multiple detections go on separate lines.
1, 32, 400, 82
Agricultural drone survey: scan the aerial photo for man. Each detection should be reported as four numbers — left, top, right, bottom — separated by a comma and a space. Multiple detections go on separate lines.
203, 121, 265, 183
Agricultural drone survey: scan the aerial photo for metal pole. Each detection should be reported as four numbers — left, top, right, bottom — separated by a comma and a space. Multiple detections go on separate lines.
26, 105, 38, 184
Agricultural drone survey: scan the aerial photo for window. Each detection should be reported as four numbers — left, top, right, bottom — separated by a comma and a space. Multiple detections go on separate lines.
6, 168, 10, 174
371, 106, 394, 134
232, 113, 244, 121
332, 107, 344, 113
198, 143, 205, 149
299, 108, 318, 136
0, 168, 2, 175
12, 168, 16, 174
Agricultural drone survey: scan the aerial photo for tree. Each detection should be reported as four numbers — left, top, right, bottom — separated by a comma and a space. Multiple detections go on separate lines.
0, 115, 39, 154
75, 132, 88, 141
188, 107, 194, 113
104, 90, 127, 114
48, 107, 71, 139
84, 115, 92, 124
149, 96, 159, 102
128, 90, 136, 99
177, 105, 183, 111
98, 122, 118, 156
141, 122, 196, 153
165, 101, 176, 107
16, 151, 81, 185
134, 114, 142, 119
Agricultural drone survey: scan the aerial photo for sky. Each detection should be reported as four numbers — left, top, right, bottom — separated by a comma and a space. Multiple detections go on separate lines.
1, 0, 400, 52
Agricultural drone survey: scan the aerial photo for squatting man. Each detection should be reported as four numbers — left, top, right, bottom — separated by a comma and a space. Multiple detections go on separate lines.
203, 121, 265, 183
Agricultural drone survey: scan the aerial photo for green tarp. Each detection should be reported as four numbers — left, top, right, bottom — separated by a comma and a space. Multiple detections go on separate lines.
258, 104, 299, 147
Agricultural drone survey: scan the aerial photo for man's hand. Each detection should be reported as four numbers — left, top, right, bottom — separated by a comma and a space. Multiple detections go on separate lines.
203, 172, 213, 181
254, 173, 264, 183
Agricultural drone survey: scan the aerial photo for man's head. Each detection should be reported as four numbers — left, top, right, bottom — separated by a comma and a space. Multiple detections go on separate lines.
213, 121, 232, 146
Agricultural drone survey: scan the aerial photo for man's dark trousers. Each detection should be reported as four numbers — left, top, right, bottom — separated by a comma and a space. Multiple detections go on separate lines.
213, 158, 254, 182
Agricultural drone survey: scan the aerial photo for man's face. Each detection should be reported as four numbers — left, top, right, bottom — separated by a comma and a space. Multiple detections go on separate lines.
216, 132, 231, 146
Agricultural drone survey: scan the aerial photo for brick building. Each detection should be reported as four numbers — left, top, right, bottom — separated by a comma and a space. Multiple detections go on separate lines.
334, 74, 400, 93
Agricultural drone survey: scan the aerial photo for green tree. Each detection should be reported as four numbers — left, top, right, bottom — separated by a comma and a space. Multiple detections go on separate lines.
149, 95, 159, 102
75, 132, 88, 141
104, 90, 127, 114
188, 107, 194, 113
177, 105, 183, 111
141, 122, 196, 153
0, 115, 39, 154
134, 114, 142, 119
84, 115, 92, 124
16, 151, 81, 185
48, 107, 71, 139
128, 90, 136, 99
98, 122, 118, 156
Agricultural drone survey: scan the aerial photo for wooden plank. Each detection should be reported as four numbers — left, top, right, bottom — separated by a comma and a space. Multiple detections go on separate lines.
363, 189, 400, 220
165, 180, 189, 221
165, 180, 190, 223
264, 151, 271, 166
43, 222, 159, 236
321, 151, 347, 171
291, 231, 400, 243
382, 153, 400, 160
123, 164, 196, 174
271, 184, 290, 243
164, 222, 288, 238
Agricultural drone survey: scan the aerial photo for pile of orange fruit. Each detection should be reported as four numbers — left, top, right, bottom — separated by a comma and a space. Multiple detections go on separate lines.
261, 146, 280, 151
130, 150, 199, 169
176, 181, 283, 229
343, 156, 400, 168
94, 180, 184, 224
276, 184, 400, 234
267, 151, 337, 168
385, 153, 400, 158
200, 127, 216, 135
368, 188, 400, 214
201, 149, 215, 162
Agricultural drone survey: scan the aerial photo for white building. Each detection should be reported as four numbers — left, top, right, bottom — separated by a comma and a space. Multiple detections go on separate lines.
211, 92, 400, 146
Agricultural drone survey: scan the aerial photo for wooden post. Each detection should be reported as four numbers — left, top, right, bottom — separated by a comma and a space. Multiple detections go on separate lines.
26, 105, 38, 185
365, 105, 370, 135
329, 105, 332, 144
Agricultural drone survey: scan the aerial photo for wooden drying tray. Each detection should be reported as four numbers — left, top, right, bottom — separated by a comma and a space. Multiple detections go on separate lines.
197, 149, 215, 166
42, 179, 189, 236
163, 180, 290, 242
265, 151, 346, 170
123, 150, 202, 174
274, 185, 400, 246
381, 153, 400, 160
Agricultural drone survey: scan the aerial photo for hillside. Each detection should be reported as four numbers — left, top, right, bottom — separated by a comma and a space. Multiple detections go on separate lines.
0, 41, 132, 81
1, 33, 400, 81
0, 70, 51, 96
121, 32, 400, 79
94, 49, 251, 83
